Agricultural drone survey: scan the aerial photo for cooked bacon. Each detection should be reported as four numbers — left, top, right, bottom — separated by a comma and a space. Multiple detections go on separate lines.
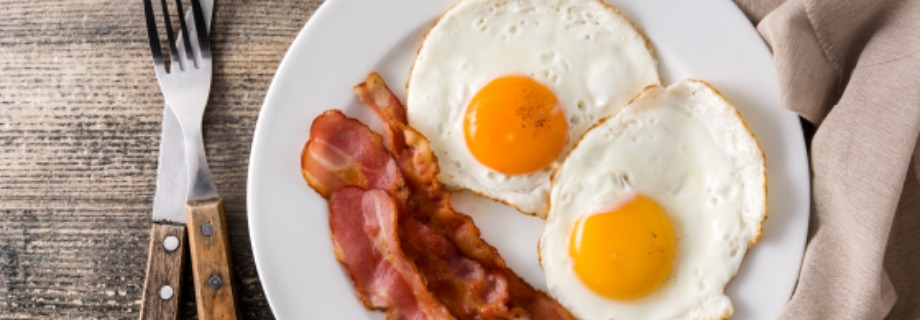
301, 110, 407, 202
303, 72, 574, 320
397, 127, 505, 265
354, 74, 576, 320
354, 73, 407, 153
397, 118, 575, 320
328, 187, 452, 320
400, 215, 520, 319
303, 109, 518, 318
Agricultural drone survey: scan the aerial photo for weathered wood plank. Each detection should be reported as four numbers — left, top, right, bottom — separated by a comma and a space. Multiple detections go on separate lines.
0, 0, 322, 318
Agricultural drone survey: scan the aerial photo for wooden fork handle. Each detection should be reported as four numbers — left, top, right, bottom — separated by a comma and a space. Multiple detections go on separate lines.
186, 198, 240, 320
140, 223, 187, 320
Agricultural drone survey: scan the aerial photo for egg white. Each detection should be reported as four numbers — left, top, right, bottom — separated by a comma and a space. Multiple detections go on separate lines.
540, 80, 766, 320
406, 0, 659, 217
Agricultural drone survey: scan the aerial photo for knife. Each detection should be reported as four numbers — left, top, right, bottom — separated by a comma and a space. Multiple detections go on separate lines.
140, 1, 216, 319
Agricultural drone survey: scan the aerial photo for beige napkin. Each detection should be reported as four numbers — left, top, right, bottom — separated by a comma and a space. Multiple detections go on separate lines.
731, 0, 920, 319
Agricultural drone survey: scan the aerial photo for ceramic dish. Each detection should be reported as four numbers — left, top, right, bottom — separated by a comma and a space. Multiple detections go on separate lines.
248, 0, 810, 318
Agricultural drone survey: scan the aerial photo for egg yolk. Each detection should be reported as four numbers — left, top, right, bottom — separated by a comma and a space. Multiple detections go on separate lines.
569, 194, 676, 300
464, 76, 567, 175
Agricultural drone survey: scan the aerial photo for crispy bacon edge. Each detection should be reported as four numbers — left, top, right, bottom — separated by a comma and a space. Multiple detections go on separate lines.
354, 74, 407, 153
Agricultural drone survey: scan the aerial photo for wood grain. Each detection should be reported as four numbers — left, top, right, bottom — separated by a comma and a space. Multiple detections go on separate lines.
140, 223, 186, 320
186, 199, 238, 320
0, 0, 321, 318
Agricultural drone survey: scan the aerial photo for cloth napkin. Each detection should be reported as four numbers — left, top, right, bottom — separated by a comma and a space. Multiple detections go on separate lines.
731, 0, 920, 319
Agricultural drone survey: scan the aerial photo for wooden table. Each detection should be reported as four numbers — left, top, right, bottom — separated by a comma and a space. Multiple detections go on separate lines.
0, 0, 322, 318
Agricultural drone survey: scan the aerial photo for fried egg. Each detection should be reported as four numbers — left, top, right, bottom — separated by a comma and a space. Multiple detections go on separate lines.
540, 80, 767, 320
406, 0, 659, 217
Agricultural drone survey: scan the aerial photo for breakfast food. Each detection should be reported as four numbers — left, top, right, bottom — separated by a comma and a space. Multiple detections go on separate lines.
302, 73, 575, 319
407, 0, 659, 217
329, 187, 451, 319
539, 80, 766, 319
300, 0, 771, 318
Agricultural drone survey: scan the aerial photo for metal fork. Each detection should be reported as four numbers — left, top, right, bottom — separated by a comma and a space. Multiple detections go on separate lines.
143, 0, 217, 200
142, 0, 240, 319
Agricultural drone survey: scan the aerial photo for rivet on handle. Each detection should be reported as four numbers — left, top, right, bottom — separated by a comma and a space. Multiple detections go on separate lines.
159, 285, 174, 300
163, 235, 180, 252
201, 222, 214, 236
208, 275, 222, 289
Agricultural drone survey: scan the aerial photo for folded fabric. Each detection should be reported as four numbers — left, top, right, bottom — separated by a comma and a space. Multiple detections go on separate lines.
732, 0, 920, 318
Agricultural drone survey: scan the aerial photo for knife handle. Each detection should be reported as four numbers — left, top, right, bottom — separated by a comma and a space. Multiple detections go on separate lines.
140, 223, 187, 320
186, 198, 240, 320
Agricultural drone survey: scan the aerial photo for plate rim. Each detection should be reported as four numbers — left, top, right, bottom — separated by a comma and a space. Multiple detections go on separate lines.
246, 0, 339, 313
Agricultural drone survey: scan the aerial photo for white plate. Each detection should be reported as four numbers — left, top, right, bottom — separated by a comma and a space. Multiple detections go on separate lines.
248, 0, 810, 318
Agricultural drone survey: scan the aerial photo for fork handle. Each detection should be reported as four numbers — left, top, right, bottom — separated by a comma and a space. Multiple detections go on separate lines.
140, 223, 187, 320
187, 198, 240, 320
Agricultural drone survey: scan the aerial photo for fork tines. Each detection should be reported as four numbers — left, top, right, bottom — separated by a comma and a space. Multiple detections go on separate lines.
143, 0, 210, 73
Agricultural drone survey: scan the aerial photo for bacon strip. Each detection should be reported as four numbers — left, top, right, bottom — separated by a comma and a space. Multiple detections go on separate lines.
354, 73, 407, 153
329, 187, 452, 320
301, 110, 407, 202
400, 217, 525, 318
304, 110, 517, 318
354, 73, 575, 320
302, 73, 574, 319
